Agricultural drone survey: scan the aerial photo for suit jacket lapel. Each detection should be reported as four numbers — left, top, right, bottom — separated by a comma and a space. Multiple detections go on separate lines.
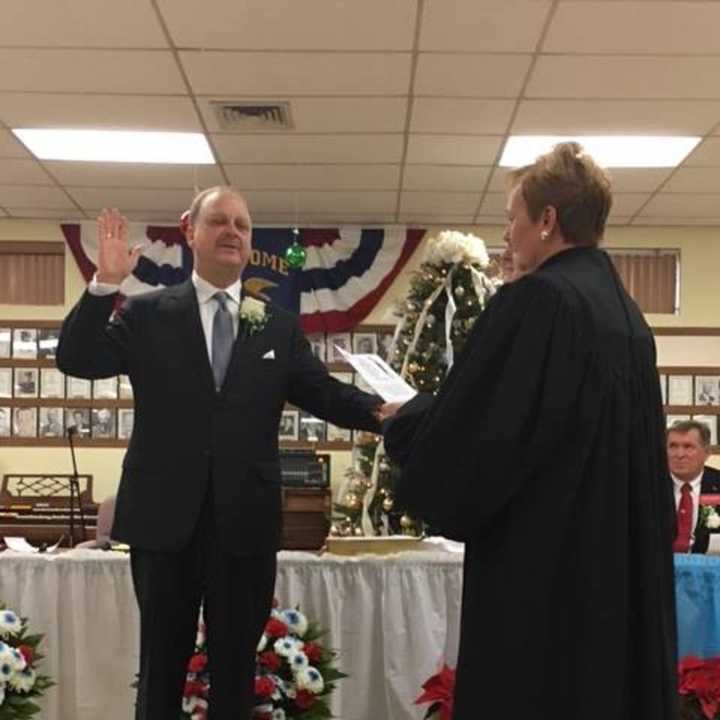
169, 280, 216, 395
221, 310, 275, 394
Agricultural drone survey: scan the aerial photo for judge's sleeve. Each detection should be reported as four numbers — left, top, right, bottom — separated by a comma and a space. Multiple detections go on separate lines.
395, 275, 586, 538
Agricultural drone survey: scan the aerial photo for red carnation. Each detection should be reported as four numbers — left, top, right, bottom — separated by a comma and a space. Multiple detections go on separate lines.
258, 650, 282, 672
264, 618, 288, 638
188, 653, 207, 673
295, 689, 316, 710
254, 675, 275, 698
303, 641, 323, 663
184, 680, 206, 698
17, 645, 34, 665
415, 664, 455, 720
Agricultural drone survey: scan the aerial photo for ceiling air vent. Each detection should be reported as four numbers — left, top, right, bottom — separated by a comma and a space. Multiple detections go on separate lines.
211, 101, 293, 131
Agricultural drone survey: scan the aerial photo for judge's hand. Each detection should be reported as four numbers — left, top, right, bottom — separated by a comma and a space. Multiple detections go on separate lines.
96, 208, 143, 284
375, 401, 405, 422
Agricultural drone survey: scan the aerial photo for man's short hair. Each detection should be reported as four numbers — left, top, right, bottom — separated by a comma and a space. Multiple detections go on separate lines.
188, 186, 247, 223
667, 419, 711, 448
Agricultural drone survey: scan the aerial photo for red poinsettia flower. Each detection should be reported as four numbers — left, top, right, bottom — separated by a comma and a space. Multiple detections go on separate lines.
304, 641, 323, 663
258, 650, 282, 673
264, 618, 289, 638
254, 675, 275, 698
415, 664, 455, 720
678, 655, 720, 719
295, 689, 316, 710
188, 653, 207, 673
17, 644, 34, 665
184, 679, 206, 698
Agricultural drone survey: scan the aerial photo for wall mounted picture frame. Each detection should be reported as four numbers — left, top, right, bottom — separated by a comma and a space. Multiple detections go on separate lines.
279, 409, 299, 441
12, 328, 37, 359
13, 368, 38, 398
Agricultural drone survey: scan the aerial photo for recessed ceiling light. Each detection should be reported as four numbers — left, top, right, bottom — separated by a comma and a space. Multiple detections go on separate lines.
499, 135, 701, 168
12, 128, 215, 164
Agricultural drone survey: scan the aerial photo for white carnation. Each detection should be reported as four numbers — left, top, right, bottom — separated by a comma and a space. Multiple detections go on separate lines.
256, 634, 268, 653
707, 510, 720, 529
280, 609, 308, 638
288, 651, 309, 674
274, 636, 301, 658
425, 230, 489, 268
8, 666, 35, 693
295, 666, 325, 694
0, 611, 21, 639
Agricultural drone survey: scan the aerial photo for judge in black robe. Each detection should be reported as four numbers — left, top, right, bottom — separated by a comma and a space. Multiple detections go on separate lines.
384, 143, 677, 720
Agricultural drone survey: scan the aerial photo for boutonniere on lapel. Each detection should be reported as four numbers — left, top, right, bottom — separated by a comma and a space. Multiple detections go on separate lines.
699, 496, 720, 530
239, 296, 270, 337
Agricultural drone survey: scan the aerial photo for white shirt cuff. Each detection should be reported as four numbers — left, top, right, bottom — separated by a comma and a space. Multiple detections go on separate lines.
88, 274, 121, 296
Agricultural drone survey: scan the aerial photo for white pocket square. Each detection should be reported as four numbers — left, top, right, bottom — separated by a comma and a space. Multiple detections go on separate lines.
262, 349, 275, 360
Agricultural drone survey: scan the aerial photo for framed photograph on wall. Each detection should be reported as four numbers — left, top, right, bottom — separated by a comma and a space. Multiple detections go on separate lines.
666, 413, 691, 430
37, 329, 60, 359
67, 376, 92, 400
668, 375, 693, 406
65, 408, 90, 437
117, 409, 135, 440
307, 334, 326, 362
299, 412, 326, 442
278, 409, 299, 441
13, 368, 38, 398
326, 333, 351, 363
12, 328, 37, 359
376, 330, 395, 361
0, 368, 11, 399
0, 328, 10, 359
694, 376, 720, 406
118, 375, 133, 399
39, 407, 64, 438
692, 415, 718, 446
12, 406, 37, 438
40, 368, 65, 399
93, 377, 118, 400
352, 332, 377, 355
91, 408, 116, 439
0, 407, 10, 437
326, 424, 351, 442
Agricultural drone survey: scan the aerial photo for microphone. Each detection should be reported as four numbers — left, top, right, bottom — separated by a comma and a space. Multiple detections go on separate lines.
67, 424, 78, 437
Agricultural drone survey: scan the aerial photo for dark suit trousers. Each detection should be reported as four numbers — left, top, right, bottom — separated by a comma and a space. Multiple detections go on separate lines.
130, 487, 277, 720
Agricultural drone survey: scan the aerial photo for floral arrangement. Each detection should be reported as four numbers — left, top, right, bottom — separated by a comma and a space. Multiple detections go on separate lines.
424, 230, 490, 269
700, 505, 720, 531
240, 296, 270, 337
181, 601, 346, 720
679, 656, 720, 719
415, 664, 455, 720
0, 606, 53, 719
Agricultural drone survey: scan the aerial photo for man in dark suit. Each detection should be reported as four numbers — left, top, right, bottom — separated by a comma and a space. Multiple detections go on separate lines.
667, 419, 720, 554
57, 189, 387, 720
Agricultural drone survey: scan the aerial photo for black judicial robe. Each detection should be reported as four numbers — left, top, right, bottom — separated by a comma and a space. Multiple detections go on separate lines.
384, 247, 677, 720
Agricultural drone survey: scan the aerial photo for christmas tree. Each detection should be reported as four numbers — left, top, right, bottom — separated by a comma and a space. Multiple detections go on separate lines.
331, 231, 501, 538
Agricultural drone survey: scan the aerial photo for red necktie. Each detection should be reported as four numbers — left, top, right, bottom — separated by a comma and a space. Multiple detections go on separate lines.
673, 483, 694, 553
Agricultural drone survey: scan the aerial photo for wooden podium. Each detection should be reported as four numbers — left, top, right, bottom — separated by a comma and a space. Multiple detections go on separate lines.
281, 487, 330, 551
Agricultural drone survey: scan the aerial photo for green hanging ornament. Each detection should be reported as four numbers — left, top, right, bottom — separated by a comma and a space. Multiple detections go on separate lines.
285, 228, 307, 269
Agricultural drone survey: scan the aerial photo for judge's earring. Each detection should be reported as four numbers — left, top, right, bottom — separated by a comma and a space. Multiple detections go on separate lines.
540, 230, 549, 241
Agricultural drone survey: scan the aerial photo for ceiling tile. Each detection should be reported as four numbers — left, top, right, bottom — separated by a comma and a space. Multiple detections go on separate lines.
0, 50, 185, 94
69, 187, 194, 212
528, 56, 720, 99
638, 194, 720, 218
0, 185, 75, 209
45, 162, 224, 189
411, 99, 514, 134
243, 190, 396, 214
252, 212, 397, 224
406, 135, 503, 165
478, 192, 506, 216
0, 129, 34, 159
0, 0, 167, 47
473, 215, 509, 226
420, 0, 552, 52
0, 94, 202, 132
181, 51, 411, 96
606, 216, 632, 227
85, 208, 192, 223
398, 214, 476, 225
225, 164, 399, 191
606, 193, 650, 217
157, 0, 416, 50
414, 54, 531, 97
200, 97, 407, 133
400, 192, 479, 215
403, 165, 490, 192
0, 159, 53, 185
632, 216, 720, 227
544, 1, 720, 54
5, 207, 84, 219
212, 134, 404, 164
512, 99, 720, 135
683, 139, 720, 167
662, 167, 720, 193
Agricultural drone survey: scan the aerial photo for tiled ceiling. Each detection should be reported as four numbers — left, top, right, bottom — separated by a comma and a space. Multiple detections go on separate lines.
1, 0, 720, 226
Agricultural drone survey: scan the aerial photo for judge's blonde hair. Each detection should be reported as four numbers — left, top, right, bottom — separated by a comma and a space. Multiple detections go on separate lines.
506, 142, 613, 247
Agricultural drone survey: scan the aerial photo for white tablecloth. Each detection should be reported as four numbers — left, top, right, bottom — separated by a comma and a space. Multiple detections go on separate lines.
0, 548, 464, 720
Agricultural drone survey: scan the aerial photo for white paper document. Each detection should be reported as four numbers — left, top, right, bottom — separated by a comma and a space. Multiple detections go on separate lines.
335, 346, 417, 403
4, 536, 63, 553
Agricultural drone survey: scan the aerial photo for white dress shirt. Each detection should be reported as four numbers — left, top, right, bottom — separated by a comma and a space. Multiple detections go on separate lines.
672, 472, 703, 545
88, 271, 241, 365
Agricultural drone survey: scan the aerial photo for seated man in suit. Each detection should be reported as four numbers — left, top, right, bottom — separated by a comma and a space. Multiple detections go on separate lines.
667, 419, 720, 554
